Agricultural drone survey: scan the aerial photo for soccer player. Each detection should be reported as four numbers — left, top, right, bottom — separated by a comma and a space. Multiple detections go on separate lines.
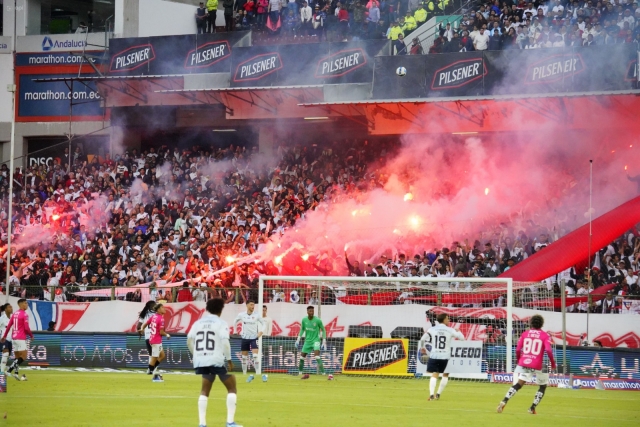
188, 298, 242, 427
295, 306, 327, 379
420, 313, 464, 401
233, 300, 266, 382
497, 314, 556, 415
0, 299, 33, 381
0, 304, 13, 374
139, 303, 171, 382
262, 305, 273, 337
137, 301, 156, 375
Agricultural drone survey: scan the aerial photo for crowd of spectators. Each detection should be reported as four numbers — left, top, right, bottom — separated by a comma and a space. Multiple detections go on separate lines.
426, 0, 640, 53
0, 137, 638, 309
194, 0, 462, 41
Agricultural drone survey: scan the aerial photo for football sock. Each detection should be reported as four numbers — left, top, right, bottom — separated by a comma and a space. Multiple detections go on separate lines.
241, 355, 248, 374
253, 353, 261, 375
503, 383, 522, 402
8, 357, 23, 374
429, 377, 437, 396
437, 377, 449, 395
153, 360, 161, 374
0, 353, 8, 372
531, 385, 547, 409
315, 356, 324, 374
298, 356, 305, 373
198, 395, 208, 426
226, 393, 237, 423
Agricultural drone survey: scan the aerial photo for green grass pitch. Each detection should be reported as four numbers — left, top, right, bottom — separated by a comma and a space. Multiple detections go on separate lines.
1, 371, 639, 427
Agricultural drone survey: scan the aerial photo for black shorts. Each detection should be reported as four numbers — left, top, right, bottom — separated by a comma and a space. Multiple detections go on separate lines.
3, 341, 12, 354
426, 358, 449, 374
145, 339, 152, 354
240, 338, 258, 352
195, 365, 231, 382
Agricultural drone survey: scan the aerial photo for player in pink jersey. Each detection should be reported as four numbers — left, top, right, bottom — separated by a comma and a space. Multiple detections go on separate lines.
0, 299, 33, 381
139, 304, 170, 382
497, 314, 556, 415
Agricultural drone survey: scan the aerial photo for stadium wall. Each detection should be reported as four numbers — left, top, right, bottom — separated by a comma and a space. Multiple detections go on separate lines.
8, 296, 640, 348
22, 332, 640, 383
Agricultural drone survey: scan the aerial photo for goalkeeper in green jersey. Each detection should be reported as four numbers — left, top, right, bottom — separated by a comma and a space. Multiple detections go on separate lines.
295, 306, 327, 379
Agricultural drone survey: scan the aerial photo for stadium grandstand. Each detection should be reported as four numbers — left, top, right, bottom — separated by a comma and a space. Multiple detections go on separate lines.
0, 1, 639, 424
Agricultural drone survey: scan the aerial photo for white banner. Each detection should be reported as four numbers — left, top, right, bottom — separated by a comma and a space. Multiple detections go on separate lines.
415, 341, 483, 374
3, 296, 640, 348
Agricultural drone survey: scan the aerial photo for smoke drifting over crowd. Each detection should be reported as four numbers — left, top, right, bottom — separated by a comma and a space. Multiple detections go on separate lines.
267, 128, 640, 273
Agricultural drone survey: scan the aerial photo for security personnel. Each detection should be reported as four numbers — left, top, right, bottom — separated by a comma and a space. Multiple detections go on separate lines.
403, 10, 417, 31
414, 5, 427, 26
387, 21, 404, 40
206, 0, 218, 33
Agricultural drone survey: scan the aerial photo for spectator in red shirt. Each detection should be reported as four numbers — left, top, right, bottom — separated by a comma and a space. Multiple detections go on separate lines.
176, 282, 193, 302
338, 6, 349, 41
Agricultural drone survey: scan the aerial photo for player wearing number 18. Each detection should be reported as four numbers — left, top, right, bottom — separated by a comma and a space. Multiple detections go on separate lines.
295, 306, 327, 378
421, 313, 464, 401
497, 314, 556, 415
188, 298, 243, 427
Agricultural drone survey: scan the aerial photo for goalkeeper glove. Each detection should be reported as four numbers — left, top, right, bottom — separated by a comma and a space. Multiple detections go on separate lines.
295, 337, 300, 348
321, 339, 327, 351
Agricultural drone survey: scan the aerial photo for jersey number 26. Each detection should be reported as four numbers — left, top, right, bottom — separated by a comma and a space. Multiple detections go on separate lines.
195, 331, 216, 351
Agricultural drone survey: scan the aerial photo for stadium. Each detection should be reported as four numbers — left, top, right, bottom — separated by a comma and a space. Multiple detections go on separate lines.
0, 0, 639, 425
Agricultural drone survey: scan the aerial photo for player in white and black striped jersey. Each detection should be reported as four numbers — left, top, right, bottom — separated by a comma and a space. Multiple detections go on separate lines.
419, 313, 465, 401
233, 300, 266, 382
136, 301, 156, 375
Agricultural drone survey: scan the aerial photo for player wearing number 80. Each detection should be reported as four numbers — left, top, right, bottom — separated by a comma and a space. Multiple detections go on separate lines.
421, 313, 464, 401
497, 314, 556, 415
188, 298, 242, 427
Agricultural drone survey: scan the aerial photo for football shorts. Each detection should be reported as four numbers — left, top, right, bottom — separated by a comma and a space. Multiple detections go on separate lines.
515, 366, 549, 385
426, 358, 449, 374
195, 365, 231, 382
240, 338, 258, 352
151, 344, 163, 357
13, 340, 27, 352
3, 340, 12, 353
301, 341, 321, 354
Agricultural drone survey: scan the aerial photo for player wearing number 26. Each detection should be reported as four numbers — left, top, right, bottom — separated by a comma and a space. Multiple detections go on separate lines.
188, 298, 243, 427
497, 314, 556, 415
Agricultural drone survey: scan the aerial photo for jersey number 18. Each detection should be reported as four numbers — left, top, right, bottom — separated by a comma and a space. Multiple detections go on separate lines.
435, 335, 446, 350
195, 331, 216, 351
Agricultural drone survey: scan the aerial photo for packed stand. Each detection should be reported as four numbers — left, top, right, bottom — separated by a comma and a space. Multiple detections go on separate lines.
0, 140, 638, 311
427, 0, 640, 54
194, 0, 468, 43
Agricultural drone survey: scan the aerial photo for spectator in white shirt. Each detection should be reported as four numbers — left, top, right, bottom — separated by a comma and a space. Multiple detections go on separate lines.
473, 28, 490, 50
